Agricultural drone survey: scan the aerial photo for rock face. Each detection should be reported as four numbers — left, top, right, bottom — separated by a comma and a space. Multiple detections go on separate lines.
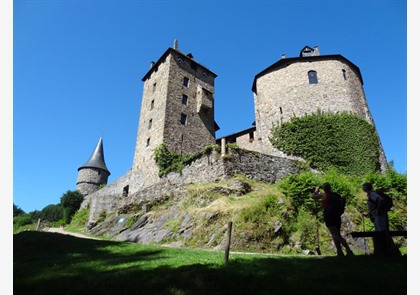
85, 178, 363, 255
87, 178, 257, 249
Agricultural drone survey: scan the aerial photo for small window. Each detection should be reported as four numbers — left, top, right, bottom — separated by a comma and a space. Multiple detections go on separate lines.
148, 119, 152, 130
180, 113, 187, 125
279, 107, 283, 115
151, 100, 154, 110
146, 138, 150, 147
249, 131, 254, 142
308, 71, 318, 84
183, 77, 189, 87
177, 57, 184, 64
152, 82, 156, 91
202, 71, 208, 77
342, 69, 347, 80
123, 185, 129, 197
191, 62, 197, 71
182, 94, 188, 105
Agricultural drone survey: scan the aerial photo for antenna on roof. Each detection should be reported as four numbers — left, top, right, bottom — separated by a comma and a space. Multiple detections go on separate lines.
173, 39, 179, 50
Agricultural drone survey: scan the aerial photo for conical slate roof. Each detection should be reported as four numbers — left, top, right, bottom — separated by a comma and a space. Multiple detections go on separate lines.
78, 136, 110, 174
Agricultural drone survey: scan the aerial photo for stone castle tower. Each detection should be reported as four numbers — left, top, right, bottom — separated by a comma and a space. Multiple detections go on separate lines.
79, 43, 388, 223
226, 45, 387, 171
132, 40, 218, 183
76, 136, 110, 196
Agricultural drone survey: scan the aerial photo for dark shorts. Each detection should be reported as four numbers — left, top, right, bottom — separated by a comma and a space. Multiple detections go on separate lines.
324, 210, 341, 227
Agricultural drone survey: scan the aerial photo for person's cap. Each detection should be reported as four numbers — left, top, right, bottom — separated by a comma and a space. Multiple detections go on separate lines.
322, 182, 331, 191
362, 182, 373, 190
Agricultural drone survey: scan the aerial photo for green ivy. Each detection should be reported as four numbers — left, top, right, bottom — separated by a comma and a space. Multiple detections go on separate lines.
153, 143, 220, 177
270, 111, 380, 176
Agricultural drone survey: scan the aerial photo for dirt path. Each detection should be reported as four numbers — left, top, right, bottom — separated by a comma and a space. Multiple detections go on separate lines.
46, 227, 100, 240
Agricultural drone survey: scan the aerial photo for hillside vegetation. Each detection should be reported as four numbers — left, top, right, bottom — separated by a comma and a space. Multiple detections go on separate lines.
72, 168, 406, 256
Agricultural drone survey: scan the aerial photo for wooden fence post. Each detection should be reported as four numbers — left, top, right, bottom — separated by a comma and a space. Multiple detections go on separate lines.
224, 221, 233, 264
35, 218, 41, 231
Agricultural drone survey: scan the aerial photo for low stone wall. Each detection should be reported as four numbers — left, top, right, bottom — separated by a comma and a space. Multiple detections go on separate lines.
82, 148, 302, 224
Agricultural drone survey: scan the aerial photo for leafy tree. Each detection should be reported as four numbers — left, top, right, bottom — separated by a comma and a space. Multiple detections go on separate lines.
60, 190, 85, 224
13, 203, 25, 217
39, 204, 63, 222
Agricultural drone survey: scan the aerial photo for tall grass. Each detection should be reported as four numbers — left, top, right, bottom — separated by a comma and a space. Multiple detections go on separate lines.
14, 231, 406, 295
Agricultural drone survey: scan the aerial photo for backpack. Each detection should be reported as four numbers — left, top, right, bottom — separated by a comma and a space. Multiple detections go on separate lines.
330, 192, 346, 216
378, 192, 393, 212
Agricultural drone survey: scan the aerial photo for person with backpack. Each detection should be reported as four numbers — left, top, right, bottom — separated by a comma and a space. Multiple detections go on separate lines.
362, 182, 388, 232
312, 182, 354, 257
362, 182, 399, 256
376, 188, 393, 231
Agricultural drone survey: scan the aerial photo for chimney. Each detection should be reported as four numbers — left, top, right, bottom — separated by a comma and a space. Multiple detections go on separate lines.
173, 39, 179, 50
150, 61, 155, 69
281, 54, 286, 59
314, 46, 320, 56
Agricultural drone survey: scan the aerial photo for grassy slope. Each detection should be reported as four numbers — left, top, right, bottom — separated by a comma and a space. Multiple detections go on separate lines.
76, 175, 406, 257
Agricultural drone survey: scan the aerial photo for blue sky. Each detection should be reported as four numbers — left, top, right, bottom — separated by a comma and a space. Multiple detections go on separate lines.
11, 0, 407, 213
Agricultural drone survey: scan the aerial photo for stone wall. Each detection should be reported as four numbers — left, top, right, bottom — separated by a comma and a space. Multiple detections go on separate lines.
82, 148, 302, 224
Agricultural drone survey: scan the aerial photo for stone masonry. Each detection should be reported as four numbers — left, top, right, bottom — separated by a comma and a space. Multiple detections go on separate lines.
81, 148, 302, 223
79, 43, 388, 225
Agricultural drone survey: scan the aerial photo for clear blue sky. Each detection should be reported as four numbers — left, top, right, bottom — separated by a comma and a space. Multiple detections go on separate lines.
12, 0, 407, 213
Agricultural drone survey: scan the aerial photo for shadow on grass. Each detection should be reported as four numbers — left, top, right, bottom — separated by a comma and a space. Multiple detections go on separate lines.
14, 231, 407, 295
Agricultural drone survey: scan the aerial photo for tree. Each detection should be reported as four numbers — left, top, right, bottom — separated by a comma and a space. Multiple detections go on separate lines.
60, 190, 85, 224
40, 204, 63, 222
13, 203, 25, 217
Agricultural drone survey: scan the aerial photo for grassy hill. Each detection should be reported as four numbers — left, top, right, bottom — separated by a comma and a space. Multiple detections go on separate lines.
75, 174, 407, 257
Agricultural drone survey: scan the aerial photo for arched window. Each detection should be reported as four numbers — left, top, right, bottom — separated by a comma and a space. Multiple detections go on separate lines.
308, 70, 318, 84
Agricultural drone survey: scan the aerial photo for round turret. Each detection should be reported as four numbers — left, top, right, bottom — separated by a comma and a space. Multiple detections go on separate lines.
76, 136, 110, 195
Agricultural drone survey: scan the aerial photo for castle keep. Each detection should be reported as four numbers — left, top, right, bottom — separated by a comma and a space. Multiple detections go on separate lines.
132, 40, 218, 185
79, 42, 387, 223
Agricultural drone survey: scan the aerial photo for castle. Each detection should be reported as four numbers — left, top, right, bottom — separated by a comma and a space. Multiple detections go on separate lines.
78, 41, 387, 224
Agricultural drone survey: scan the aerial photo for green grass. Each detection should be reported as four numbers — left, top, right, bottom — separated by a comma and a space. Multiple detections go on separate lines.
14, 231, 407, 295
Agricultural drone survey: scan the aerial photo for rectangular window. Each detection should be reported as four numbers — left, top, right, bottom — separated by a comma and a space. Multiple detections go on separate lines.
182, 94, 188, 105
153, 83, 156, 91
146, 138, 150, 147
148, 119, 152, 130
183, 77, 189, 87
180, 113, 187, 125
151, 100, 154, 110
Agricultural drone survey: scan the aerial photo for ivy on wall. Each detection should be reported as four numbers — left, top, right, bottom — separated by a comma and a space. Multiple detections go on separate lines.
269, 111, 380, 176
154, 144, 220, 177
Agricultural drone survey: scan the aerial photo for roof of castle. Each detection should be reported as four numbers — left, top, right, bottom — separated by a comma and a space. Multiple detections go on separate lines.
251, 52, 363, 94
78, 136, 110, 174
141, 47, 217, 82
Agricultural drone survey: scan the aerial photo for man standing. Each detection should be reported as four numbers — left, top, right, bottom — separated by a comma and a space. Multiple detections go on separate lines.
312, 182, 354, 256
362, 182, 398, 256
